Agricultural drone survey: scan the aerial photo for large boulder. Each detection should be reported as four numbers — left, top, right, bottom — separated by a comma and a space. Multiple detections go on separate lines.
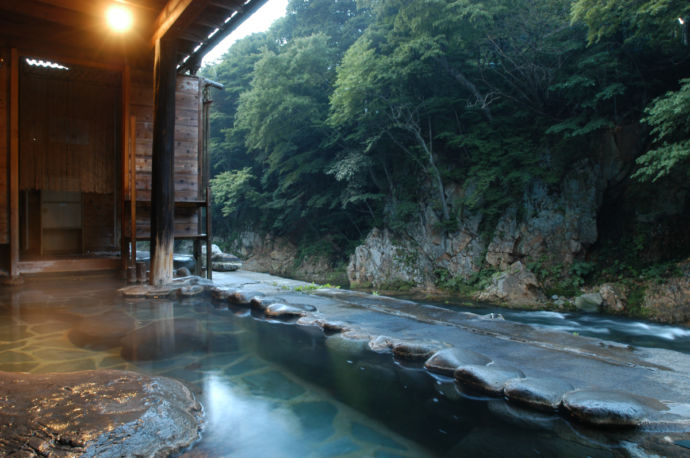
643, 261, 690, 323
574, 292, 603, 313
0, 370, 202, 456
476, 261, 546, 306
201, 244, 243, 272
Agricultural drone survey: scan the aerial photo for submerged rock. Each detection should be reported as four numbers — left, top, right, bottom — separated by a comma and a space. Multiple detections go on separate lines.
424, 348, 492, 377
562, 389, 668, 427
454, 364, 525, 396
503, 377, 574, 412
0, 370, 202, 456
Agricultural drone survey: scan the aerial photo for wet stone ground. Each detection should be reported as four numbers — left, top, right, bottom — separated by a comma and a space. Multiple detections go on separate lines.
0, 275, 427, 457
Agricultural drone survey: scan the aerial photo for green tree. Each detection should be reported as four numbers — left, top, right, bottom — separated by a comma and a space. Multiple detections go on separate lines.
634, 78, 690, 182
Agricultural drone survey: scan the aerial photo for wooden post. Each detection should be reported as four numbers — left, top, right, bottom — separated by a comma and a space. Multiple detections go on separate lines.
129, 115, 137, 267
150, 36, 177, 286
120, 64, 131, 272
206, 185, 212, 280
9, 49, 19, 279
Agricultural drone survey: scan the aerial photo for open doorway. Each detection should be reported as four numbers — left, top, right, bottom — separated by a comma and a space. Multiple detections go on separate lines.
19, 59, 121, 260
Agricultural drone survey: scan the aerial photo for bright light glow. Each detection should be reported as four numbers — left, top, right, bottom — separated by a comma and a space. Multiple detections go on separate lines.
106, 5, 133, 32
680, 17, 686, 25
26, 58, 69, 70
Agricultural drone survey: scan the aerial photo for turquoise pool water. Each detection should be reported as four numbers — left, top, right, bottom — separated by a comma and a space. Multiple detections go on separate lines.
0, 275, 630, 456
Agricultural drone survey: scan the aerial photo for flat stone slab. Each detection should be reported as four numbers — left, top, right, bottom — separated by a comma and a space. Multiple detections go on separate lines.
0, 370, 202, 456
562, 389, 669, 427
424, 347, 492, 376
454, 364, 525, 395
503, 377, 574, 411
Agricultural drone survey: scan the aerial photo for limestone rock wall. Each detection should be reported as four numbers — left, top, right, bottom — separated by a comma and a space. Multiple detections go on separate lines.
348, 159, 604, 294
229, 232, 334, 283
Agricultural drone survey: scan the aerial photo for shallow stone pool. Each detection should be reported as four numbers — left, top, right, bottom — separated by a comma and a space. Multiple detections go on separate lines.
0, 274, 661, 456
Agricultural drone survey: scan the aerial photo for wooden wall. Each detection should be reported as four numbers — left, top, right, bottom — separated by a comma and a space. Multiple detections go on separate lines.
127, 71, 202, 238
0, 50, 8, 245
18, 63, 120, 254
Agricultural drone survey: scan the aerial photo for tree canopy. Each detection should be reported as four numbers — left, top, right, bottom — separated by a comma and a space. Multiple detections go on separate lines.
203, 0, 690, 260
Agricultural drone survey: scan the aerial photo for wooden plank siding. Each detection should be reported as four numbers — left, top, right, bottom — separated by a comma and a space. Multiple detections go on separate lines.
126, 71, 201, 239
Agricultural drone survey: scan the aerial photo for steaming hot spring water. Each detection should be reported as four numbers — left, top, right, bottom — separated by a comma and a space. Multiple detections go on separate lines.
1, 274, 688, 457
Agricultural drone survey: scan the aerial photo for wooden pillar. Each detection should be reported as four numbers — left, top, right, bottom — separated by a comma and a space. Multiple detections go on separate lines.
150, 37, 177, 286
120, 64, 131, 272
9, 49, 19, 279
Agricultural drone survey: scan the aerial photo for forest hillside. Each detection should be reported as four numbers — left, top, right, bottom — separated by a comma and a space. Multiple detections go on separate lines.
201, 0, 690, 323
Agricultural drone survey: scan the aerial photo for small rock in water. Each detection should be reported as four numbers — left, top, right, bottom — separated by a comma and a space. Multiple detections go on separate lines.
250, 296, 268, 311
230, 290, 262, 305
503, 377, 574, 411
211, 287, 235, 300
454, 364, 525, 396
264, 303, 307, 318
424, 348, 492, 377
176, 267, 192, 277
179, 285, 204, 297
574, 293, 603, 313
369, 335, 394, 353
392, 342, 440, 361
562, 389, 668, 427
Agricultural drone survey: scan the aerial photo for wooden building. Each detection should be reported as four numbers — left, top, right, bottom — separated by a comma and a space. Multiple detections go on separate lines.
0, 0, 265, 284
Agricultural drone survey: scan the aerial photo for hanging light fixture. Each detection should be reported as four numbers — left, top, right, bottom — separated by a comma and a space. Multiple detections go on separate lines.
106, 4, 133, 33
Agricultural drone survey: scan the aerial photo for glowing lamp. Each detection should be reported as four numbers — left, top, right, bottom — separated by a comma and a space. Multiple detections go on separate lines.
107, 5, 133, 32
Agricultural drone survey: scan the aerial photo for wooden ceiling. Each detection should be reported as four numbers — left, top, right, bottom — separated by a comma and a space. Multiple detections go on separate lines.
0, 0, 267, 72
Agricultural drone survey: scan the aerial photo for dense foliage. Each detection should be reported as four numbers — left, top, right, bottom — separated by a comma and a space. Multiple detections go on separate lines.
202, 0, 690, 262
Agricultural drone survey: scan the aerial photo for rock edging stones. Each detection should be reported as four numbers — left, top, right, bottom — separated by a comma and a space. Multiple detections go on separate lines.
422, 347, 671, 428
454, 364, 526, 396
0, 370, 203, 456
562, 389, 669, 427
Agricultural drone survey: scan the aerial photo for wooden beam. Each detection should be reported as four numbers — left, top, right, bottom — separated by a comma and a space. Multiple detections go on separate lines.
150, 36, 177, 285
31, 0, 104, 17
150, 0, 210, 47
0, 1, 94, 31
9, 49, 19, 279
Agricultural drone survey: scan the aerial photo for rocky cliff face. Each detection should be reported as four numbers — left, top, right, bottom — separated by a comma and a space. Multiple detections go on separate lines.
347, 126, 647, 304
348, 159, 603, 297
229, 232, 335, 284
